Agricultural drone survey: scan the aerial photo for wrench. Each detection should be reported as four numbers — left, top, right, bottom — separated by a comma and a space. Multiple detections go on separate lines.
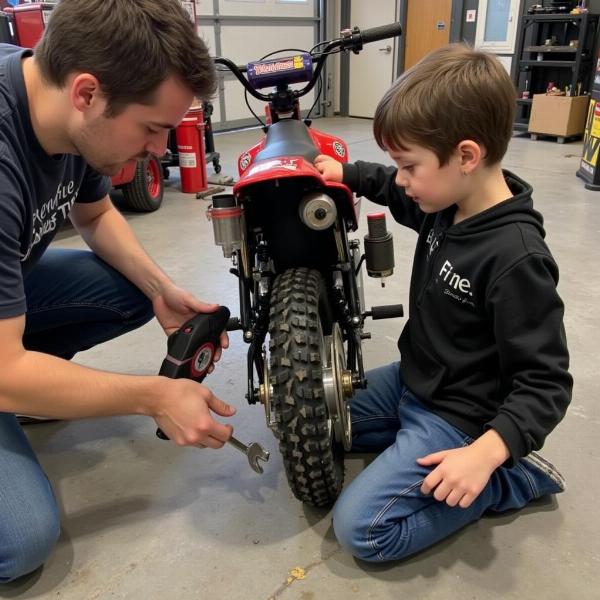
227, 436, 270, 474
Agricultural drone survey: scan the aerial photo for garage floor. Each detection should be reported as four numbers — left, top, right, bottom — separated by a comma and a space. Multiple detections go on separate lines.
2, 118, 597, 600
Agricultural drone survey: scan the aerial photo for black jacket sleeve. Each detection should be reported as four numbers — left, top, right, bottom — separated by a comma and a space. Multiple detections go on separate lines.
343, 161, 426, 232
484, 252, 572, 465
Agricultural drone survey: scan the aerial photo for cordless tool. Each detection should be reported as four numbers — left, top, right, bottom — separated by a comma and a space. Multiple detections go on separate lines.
155, 306, 270, 474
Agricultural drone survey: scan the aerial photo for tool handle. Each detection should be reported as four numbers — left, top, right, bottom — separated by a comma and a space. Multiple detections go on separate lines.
156, 306, 230, 441
227, 436, 249, 453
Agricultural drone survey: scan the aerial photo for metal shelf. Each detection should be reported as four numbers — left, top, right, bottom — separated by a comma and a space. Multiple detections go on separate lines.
513, 121, 530, 132
519, 59, 578, 67
525, 45, 578, 52
514, 12, 598, 129
523, 13, 585, 22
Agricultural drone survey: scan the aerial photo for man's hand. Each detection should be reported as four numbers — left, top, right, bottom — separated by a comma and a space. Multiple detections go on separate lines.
314, 154, 344, 182
152, 283, 229, 364
153, 378, 236, 448
417, 430, 510, 509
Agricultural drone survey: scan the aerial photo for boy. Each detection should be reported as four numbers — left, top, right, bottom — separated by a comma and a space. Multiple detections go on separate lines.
315, 44, 572, 562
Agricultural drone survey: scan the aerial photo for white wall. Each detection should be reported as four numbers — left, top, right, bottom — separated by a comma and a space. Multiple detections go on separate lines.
194, 0, 319, 127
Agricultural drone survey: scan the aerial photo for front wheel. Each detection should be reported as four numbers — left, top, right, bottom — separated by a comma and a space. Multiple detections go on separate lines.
268, 268, 349, 507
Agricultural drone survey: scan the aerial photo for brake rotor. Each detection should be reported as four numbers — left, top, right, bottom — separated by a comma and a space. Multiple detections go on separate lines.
322, 323, 353, 450
258, 348, 276, 431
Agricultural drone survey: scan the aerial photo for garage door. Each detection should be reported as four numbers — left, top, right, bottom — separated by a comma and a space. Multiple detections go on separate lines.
194, 0, 323, 130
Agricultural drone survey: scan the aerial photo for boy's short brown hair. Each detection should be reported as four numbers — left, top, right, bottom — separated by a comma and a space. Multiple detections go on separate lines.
35, 0, 217, 116
374, 44, 516, 166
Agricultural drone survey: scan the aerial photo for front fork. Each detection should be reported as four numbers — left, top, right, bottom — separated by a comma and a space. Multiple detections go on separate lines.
227, 220, 400, 418
232, 243, 368, 418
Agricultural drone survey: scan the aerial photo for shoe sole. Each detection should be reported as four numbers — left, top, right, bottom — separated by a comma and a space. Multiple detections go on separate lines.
522, 451, 566, 492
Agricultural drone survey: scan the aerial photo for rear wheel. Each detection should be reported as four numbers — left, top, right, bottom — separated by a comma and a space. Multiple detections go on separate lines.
268, 268, 346, 507
121, 156, 164, 212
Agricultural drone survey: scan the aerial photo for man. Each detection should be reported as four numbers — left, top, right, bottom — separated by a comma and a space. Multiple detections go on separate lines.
0, 0, 234, 582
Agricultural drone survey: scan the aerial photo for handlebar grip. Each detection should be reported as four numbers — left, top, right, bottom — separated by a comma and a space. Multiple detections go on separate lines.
360, 22, 403, 45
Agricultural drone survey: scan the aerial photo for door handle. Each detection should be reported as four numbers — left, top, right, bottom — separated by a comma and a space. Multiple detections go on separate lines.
378, 45, 392, 54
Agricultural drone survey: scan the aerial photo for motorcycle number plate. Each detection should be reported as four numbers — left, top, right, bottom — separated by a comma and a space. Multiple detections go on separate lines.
247, 53, 313, 90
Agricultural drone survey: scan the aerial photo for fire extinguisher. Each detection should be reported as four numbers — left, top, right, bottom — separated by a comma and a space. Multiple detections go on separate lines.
175, 106, 208, 193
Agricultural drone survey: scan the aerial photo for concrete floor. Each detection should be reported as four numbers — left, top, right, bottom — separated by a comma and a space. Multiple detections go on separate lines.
1, 118, 598, 599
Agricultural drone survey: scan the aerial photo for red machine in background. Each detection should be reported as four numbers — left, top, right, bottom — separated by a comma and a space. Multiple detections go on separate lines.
2, 1, 221, 212
175, 106, 208, 194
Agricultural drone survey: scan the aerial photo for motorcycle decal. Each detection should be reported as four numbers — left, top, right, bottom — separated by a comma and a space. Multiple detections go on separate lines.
240, 152, 252, 172
247, 158, 300, 177
333, 141, 346, 158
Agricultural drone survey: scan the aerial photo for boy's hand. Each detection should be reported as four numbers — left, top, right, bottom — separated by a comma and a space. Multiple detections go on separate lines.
314, 154, 344, 182
417, 430, 510, 509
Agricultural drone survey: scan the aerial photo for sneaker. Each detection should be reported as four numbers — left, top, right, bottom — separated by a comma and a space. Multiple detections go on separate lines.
16, 415, 60, 425
522, 451, 566, 493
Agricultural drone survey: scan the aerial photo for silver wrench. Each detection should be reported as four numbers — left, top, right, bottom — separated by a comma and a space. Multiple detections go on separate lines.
227, 436, 270, 474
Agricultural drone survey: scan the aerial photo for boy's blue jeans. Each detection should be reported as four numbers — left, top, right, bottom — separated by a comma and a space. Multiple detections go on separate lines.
333, 362, 565, 562
0, 248, 154, 583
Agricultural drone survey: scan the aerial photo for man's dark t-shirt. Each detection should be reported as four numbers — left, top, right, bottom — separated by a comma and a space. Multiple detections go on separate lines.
0, 44, 110, 318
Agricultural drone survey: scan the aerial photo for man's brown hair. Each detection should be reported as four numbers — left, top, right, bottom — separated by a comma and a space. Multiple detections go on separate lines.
35, 0, 217, 116
373, 44, 516, 166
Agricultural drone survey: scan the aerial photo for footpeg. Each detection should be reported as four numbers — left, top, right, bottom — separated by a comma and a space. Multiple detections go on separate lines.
365, 304, 404, 320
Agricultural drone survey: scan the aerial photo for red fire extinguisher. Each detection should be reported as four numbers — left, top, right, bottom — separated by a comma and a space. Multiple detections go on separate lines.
175, 106, 208, 194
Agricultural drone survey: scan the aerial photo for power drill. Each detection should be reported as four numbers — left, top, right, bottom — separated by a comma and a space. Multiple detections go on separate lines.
156, 306, 231, 440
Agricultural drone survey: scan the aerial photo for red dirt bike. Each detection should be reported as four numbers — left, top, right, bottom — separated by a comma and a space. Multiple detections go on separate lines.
209, 23, 404, 507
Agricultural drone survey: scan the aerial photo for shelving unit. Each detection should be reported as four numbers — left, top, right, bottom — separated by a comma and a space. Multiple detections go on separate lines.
513, 12, 599, 131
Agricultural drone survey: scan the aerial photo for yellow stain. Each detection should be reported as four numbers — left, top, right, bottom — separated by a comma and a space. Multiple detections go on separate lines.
289, 567, 306, 580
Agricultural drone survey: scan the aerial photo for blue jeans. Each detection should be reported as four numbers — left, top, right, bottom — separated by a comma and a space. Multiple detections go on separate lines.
0, 248, 154, 583
332, 362, 565, 562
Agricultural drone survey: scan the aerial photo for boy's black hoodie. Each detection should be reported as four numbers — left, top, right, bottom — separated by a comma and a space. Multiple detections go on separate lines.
344, 161, 572, 465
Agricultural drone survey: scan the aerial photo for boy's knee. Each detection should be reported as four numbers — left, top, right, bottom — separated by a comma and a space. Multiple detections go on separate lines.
333, 496, 416, 563
332, 499, 383, 563
0, 507, 60, 583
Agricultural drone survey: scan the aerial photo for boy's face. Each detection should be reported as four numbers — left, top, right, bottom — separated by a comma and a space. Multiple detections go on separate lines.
69, 75, 194, 176
388, 142, 467, 213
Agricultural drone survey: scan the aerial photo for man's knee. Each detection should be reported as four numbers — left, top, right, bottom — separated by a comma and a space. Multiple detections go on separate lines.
0, 506, 60, 583
128, 292, 154, 329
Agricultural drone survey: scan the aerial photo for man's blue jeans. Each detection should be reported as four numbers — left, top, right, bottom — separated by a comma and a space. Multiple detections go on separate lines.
0, 248, 154, 583
332, 362, 565, 562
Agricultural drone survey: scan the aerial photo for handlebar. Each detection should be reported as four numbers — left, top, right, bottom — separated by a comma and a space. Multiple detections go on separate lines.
359, 22, 403, 45
214, 22, 402, 104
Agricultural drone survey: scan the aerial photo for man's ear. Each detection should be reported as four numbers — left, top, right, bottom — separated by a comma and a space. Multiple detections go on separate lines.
456, 140, 483, 174
70, 73, 105, 114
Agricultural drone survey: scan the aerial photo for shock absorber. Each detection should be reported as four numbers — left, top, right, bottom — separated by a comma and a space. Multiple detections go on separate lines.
206, 194, 243, 258
364, 213, 394, 287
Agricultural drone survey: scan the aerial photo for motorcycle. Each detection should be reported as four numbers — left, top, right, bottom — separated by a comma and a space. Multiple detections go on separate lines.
209, 23, 405, 507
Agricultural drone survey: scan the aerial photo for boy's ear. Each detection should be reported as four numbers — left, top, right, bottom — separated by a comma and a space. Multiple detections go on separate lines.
456, 140, 482, 174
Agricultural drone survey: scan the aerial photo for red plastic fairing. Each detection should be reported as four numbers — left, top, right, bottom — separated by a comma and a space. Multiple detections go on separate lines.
237, 139, 266, 176
308, 129, 349, 163
233, 157, 358, 227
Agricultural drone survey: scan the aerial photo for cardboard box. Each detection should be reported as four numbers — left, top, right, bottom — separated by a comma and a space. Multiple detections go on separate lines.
528, 94, 590, 137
